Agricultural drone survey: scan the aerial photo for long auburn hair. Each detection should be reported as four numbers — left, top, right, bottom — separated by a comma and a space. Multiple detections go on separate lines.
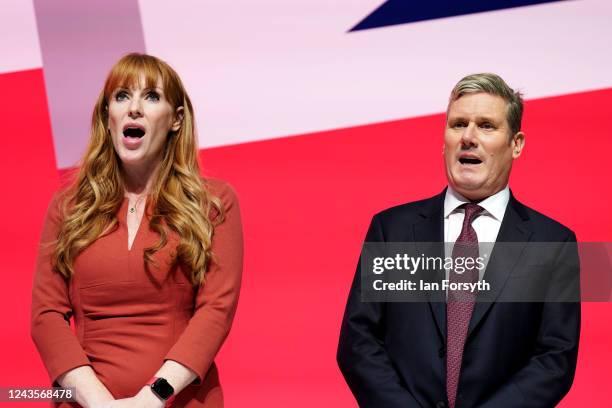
52, 53, 222, 286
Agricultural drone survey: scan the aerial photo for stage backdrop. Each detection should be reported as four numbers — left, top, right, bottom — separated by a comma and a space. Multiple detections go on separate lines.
1, 0, 611, 406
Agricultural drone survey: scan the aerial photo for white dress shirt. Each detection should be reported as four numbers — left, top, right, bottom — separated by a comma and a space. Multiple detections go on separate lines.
443, 186, 510, 281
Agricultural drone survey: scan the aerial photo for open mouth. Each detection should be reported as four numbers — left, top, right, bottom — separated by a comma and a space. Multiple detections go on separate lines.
458, 157, 483, 165
123, 127, 145, 138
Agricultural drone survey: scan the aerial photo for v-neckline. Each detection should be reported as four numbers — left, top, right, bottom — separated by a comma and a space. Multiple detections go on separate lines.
124, 196, 147, 252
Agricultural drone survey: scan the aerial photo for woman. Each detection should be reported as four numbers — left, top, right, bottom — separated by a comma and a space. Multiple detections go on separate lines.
31, 53, 243, 408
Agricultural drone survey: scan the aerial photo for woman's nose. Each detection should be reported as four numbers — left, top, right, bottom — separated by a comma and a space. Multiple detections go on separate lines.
128, 99, 143, 118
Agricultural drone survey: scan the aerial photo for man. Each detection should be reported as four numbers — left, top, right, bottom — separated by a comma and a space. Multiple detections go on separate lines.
337, 73, 580, 408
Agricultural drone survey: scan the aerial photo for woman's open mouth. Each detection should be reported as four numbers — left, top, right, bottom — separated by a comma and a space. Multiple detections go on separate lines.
123, 127, 145, 138
121, 124, 146, 149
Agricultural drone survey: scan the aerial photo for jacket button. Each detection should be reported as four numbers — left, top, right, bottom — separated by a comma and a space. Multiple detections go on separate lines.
436, 402, 447, 408
438, 347, 446, 358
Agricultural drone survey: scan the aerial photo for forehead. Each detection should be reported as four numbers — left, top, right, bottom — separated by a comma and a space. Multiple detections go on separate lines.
447, 92, 508, 121
105, 63, 164, 96
109, 74, 163, 92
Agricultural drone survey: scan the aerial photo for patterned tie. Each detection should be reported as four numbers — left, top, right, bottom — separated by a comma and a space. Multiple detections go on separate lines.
446, 203, 484, 408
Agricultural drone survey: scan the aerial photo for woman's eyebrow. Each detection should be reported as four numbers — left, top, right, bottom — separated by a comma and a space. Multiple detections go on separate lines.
142, 86, 164, 93
111, 87, 131, 95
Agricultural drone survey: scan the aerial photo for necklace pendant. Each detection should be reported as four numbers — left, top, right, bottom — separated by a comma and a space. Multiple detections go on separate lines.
129, 207, 135, 213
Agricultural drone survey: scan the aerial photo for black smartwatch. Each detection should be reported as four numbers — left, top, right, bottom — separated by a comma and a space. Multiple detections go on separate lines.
147, 377, 175, 406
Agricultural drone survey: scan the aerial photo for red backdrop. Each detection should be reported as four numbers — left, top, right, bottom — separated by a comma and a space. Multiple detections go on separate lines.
1, 69, 610, 406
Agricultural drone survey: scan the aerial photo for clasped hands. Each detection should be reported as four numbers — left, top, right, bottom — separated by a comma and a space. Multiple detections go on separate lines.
94, 386, 165, 408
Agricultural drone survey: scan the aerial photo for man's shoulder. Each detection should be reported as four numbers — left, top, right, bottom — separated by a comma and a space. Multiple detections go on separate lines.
371, 190, 576, 241
514, 199, 576, 241
373, 192, 443, 226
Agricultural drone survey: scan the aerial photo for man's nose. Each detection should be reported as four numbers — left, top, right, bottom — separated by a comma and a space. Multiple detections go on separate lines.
460, 122, 477, 146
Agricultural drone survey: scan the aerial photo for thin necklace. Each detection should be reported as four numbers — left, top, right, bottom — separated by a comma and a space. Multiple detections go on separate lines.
128, 194, 146, 214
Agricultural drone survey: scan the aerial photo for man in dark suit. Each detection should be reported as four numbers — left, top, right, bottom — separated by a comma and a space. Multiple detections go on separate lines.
337, 73, 580, 408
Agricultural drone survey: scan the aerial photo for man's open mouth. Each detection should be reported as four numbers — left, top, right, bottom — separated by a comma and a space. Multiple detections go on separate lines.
458, 157, 483, 165
123, 127, 145, 138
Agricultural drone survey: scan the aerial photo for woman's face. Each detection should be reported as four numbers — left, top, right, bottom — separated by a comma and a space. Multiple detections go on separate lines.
107, 75, 181, 168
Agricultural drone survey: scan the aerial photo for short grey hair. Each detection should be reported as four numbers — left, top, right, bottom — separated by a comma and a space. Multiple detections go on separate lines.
449, 73, 524, 136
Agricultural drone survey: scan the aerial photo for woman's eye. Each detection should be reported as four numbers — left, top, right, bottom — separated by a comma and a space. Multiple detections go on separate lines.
115, 91, 128, 101
146, 91, 160, 101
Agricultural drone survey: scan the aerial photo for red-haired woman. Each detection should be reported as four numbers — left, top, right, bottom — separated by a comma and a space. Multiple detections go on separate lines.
31, 53, 243, 408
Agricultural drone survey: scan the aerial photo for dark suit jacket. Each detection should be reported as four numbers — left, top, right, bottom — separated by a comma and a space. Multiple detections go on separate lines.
337, 189, 580, 408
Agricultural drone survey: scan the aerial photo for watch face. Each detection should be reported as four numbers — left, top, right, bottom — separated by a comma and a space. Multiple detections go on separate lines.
152, 378, 174, 400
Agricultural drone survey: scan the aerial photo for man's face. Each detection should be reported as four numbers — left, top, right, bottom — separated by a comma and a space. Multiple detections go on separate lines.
443, 92, 524, 201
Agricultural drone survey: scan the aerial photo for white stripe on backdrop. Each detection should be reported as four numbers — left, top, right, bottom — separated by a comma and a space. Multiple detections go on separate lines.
140, 0, 612, 148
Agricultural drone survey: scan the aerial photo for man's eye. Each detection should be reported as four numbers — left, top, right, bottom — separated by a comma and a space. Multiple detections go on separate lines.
115, 91, 128, 101
480, 123, 494, 130
145, 91, 160, 101
453, 122, 467, 129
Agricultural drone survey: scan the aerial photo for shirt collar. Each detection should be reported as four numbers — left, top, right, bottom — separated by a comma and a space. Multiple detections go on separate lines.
444, 185, 510, 221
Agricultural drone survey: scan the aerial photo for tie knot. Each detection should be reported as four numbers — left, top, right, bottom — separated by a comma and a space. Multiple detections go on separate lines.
462, 203, 484, 225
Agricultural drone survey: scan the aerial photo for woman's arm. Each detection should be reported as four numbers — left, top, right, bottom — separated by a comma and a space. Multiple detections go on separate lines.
162, 180, 244, 383
57, 366, 114, 408
111, 360, 196, 407
31, 193, 114, 407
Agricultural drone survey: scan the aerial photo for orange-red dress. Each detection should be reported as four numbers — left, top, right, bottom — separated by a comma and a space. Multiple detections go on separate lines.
31, 179, 243, 407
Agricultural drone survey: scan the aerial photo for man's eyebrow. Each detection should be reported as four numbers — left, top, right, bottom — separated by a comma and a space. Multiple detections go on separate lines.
447, 115, 500, 123
475, 116, 501, 123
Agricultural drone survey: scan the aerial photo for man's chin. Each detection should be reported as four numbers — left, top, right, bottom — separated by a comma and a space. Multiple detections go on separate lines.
450, 174, 485, 190
450, 181, 490, 200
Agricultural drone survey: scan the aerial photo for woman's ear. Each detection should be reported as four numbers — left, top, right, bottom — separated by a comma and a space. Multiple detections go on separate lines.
171, 106, 184, 132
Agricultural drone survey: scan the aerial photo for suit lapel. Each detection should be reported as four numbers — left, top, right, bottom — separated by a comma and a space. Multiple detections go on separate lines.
413, 190, 446, 340
467, 192, 533, 338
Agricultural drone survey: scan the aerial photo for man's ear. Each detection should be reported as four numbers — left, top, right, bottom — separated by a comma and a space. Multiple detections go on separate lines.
171, 106, 184, 132
511, 131, 525, 159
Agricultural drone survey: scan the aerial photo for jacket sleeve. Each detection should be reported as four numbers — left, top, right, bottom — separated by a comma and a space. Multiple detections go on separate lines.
30, 192, 92, 384
164, 181, 243, 382
337, 215, 422, 408
479, 231, 581, 408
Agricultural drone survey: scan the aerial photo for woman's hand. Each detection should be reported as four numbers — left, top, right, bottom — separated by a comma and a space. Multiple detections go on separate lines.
55, 366, 115, 408
101, 386, 164, 408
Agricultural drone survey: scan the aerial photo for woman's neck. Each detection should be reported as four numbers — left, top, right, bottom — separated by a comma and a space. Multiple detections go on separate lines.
122, 158, 161, 196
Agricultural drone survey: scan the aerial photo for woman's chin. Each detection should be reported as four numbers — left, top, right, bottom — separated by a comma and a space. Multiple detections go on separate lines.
117, 152, 146, 167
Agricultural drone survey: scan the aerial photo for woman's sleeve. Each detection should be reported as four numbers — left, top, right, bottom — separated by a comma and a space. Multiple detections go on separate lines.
30, 192, 92, 384
164, 181, 244, 382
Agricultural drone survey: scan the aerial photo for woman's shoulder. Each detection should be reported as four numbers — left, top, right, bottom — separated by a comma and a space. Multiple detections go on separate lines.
204, 178, 238, 202
203, 178, 240, 218
46, 171, 84, 224
45, 187, 72, 223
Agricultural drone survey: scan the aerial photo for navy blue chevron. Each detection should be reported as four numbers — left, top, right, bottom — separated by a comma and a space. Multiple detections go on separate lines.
350, 0, 568, 32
